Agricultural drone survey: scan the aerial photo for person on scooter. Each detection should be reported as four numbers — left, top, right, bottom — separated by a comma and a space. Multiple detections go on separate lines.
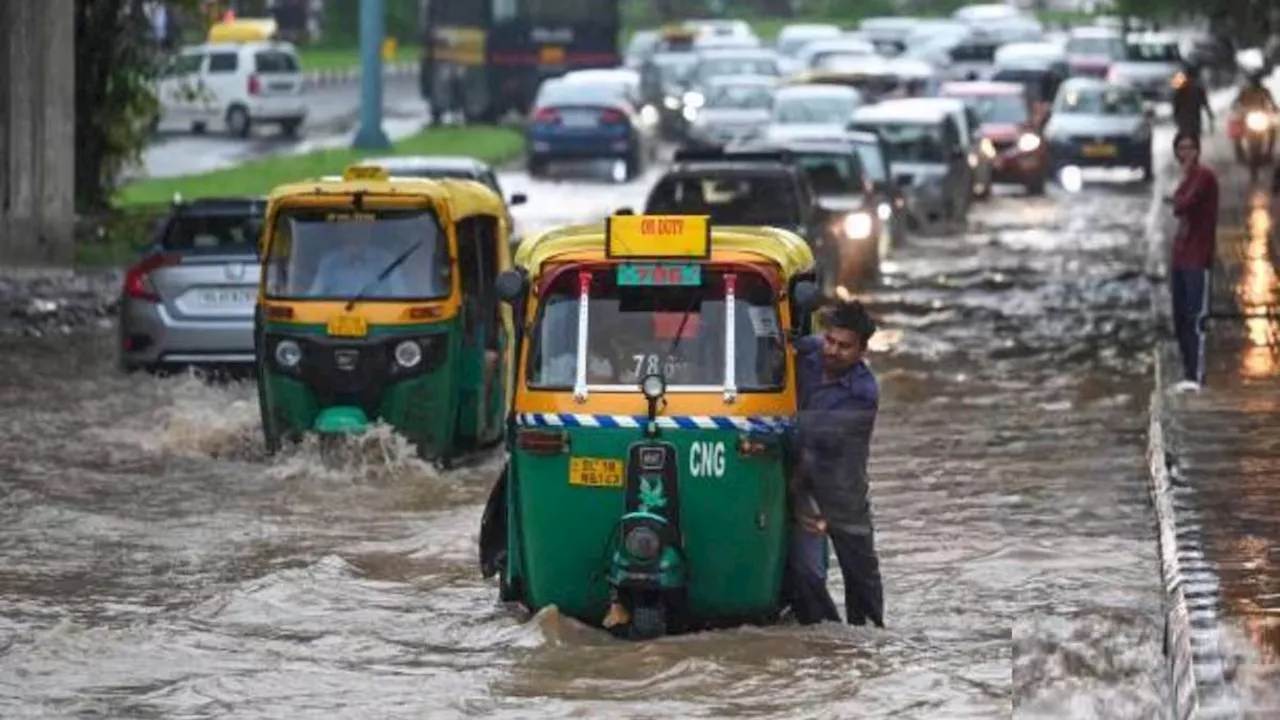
1232, 70, 1278, 163
1173, 62, 1214, 141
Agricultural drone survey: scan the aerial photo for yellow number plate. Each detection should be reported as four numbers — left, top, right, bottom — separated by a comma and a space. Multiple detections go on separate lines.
326, 314, 368, 337
1082, 143, 1118, 158
568, 457, 624, 488
540, 46, 565, 64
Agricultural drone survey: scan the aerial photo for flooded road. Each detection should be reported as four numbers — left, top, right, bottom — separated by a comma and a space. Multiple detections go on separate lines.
0, 160, 1170, 718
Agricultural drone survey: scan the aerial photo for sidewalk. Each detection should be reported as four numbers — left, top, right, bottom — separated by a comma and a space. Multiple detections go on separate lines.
1148, 126, 1280, 718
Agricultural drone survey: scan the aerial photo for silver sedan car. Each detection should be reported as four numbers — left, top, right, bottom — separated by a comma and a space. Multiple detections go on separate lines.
117, 197, 265, 373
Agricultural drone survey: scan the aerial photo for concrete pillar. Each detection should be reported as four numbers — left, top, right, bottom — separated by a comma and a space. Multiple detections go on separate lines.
351, 0, 389, 149
0, 0, 75, 266
37, 0, 76, 266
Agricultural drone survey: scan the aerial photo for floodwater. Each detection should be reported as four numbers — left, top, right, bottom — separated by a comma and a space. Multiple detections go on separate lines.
0, 160, 1171, 718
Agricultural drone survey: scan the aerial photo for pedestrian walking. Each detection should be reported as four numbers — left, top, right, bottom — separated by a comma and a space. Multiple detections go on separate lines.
1168, 132, 1220, 393
1173, 63, 1215, 141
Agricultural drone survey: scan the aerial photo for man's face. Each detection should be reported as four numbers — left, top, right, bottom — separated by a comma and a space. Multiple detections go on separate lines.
1175, 139, 1199, 168
821, 326, 863, 375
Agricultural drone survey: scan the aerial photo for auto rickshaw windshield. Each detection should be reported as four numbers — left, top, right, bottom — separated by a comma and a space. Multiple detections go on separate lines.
263, 207, 452, 300
957, 93, 1028, 124
526, 268, 786, 391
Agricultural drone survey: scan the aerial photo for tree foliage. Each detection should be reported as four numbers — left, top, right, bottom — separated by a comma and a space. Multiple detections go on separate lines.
76, 0, 198, 211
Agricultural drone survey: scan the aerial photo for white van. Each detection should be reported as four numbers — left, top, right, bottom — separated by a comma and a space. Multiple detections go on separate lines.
155, 19, 307, 138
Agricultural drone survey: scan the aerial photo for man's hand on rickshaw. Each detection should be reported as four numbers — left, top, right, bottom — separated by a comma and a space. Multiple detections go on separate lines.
794, 510, 827, 534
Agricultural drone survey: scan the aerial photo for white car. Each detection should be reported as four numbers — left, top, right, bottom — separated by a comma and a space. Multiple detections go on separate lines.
155, 39, 307, 138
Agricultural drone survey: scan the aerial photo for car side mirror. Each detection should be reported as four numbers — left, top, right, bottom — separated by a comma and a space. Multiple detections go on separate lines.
791, 280, 821, 313
509, 193, 527, 206
495, 269, 527, 304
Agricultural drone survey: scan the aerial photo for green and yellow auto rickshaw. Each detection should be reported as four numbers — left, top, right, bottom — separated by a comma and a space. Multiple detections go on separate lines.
479, 214, 822, 638
255, 164, 515, 467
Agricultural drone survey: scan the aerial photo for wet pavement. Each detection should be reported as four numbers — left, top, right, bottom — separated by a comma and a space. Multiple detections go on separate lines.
138, 76, 423, 180
0, 146, 1180, 717
1151, 130, 1280, 717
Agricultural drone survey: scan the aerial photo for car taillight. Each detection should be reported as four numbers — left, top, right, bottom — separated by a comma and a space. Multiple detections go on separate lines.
533, 107, 561, 124
123, 254, 180, 302
248, 73, 261, 95
599, 108, 627, 124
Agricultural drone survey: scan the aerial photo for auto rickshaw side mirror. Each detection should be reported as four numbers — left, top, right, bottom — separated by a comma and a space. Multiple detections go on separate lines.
791, 280, 821, 313
496, 269, 528, 304
615, 206, 635, 215
509, 193, 527, 206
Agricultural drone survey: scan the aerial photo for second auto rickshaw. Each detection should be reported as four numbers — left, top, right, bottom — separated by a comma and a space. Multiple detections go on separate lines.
479, 214, 822, 639
255, 164, 515, 467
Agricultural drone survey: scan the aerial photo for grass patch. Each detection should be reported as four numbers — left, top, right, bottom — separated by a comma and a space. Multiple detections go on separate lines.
297, 43, 421, 72
116, 126, 526, 208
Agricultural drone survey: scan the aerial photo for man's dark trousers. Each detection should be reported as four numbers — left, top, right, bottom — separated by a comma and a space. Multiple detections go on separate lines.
829, 527, 885, 627
1171, 268, 1211, 384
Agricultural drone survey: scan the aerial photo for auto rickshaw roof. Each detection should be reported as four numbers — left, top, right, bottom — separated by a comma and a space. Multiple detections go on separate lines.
266, 173, 507, 220
513, 220, 815, 281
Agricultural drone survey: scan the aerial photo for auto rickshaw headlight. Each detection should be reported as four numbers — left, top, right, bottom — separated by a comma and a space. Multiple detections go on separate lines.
275, 339, 302, 368
842, 212, 873, 240
624, 525, 662, 561
394, 340, 422, 368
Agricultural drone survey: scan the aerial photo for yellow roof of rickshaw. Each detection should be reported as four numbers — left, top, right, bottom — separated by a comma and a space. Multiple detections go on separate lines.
513, 221, 815, 279
207, 18, 278, 43
266, 174, 506, 218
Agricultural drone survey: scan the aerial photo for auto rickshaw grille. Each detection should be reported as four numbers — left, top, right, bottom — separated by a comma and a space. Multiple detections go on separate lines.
297, 340, 390, 416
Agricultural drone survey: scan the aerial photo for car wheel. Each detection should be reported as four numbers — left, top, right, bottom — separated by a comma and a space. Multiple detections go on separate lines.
280, 117, 303, 138
226, 104, 251, 138
527, 155, 547, 178
1026, 176, 1047, 195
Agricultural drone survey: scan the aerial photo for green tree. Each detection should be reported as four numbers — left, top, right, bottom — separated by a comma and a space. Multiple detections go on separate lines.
76, 0, 198, 211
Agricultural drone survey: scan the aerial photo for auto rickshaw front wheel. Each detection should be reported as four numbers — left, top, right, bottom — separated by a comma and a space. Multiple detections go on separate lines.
628, 604, 667, 640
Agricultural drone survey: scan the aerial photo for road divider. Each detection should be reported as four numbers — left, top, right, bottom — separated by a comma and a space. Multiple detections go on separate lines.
302, 60, 418, 89
116, 125, 525, 206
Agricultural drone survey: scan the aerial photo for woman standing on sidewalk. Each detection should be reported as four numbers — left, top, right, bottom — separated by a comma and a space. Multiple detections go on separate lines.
1169, 132, 1220, 393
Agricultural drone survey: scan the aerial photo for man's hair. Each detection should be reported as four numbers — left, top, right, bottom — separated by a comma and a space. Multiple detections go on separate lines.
1173, 131, 1200, 152
825, 300, 877, 344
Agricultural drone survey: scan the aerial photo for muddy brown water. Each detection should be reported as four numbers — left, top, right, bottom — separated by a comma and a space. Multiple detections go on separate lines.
0, 172, 1170, 718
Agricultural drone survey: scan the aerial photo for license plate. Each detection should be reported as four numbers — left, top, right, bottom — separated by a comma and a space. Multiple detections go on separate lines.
268, 82, 294, 92
1082, 143, 1118, 158
326, 314, 368, 338
617, 263, 702, 286
197, 289, 255, 306
568, 457, 624, 488
561, 110, 597, 127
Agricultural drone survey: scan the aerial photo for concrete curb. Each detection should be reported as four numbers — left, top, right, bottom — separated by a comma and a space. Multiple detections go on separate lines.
301, 61, 417, 89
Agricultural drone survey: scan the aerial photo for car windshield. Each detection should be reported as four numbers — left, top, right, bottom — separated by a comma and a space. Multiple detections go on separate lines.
1054, 86, 1142, 115
795, 152, 865, 194
779, 33, 835, 56
705, 83, 773, 109
697, 56, 779, 80
161, 212, 262, 252
955, 93, 1028, 123
263, 207, 450, 300
1066, 36, 1124, 58
859, 122, 946, 162
772, 94, 858, 123
1126, 42, 1179, 62
851, 141, 888, 182
526, 269, 784, 390
536, 80, 626, 107
653, 57, 696, 85
645, 174, 801, 227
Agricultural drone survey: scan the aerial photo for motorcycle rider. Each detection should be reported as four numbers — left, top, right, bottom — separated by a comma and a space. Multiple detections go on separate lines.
1231, 70, 1278, 164
1172, 62, 1214, 141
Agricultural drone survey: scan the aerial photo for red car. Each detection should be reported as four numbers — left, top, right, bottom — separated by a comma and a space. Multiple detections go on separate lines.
1065, 27, 1126, 79
941, 81, 1049, 195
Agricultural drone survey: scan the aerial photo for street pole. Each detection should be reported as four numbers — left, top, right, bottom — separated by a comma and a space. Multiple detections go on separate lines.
351, 0, 390, 149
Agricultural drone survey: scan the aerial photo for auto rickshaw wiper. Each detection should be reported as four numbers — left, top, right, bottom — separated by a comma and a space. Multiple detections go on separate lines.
663, 290, 700, 363
345, 241, 424, 311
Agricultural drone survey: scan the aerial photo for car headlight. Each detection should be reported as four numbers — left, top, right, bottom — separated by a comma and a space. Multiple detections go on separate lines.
663, 95, 680, 109
967, 152, 978, 168
842, 212, 873, 240
274, 339, 302, 368
979, 138, 996, 158
876, 202, 892, 221
683, 91, 704, 108
640, 105, 659, 124
624, 525, 662, 560
1016, 133, 1041, 152
1246, 110, 1271, 132
682, 105, 698, 122
394, 340, 422, 368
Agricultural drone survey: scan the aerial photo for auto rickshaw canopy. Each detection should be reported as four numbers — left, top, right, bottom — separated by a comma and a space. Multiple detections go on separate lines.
261, 164, 510, 253
208, 18, 278, 43
512, 216, 815, 282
